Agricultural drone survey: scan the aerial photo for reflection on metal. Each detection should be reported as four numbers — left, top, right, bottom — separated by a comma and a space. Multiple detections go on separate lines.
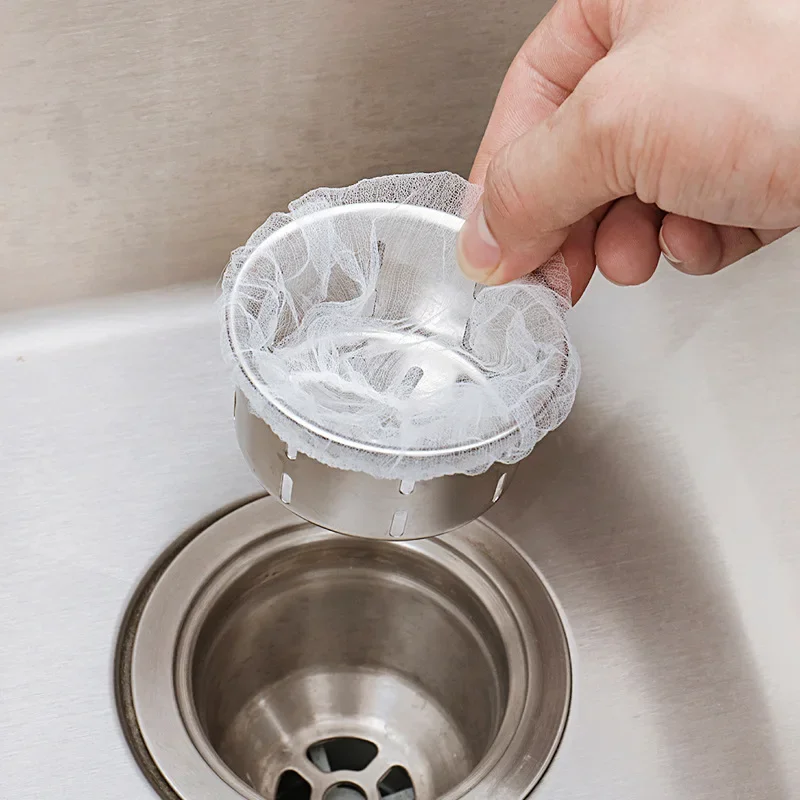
119, 497, 571, 800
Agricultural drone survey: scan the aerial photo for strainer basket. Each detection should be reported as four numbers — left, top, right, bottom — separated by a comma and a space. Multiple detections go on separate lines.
222, 173, 579, 539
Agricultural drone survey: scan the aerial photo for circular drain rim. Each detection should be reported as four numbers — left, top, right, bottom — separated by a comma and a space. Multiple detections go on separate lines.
115, 496, 571, 800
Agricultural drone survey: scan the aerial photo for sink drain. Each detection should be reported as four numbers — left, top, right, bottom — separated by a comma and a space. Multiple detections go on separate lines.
274, 738, 411, 800
116, 497, 570, 800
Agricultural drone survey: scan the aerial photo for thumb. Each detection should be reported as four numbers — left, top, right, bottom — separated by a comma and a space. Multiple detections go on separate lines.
457, 89, 628, 285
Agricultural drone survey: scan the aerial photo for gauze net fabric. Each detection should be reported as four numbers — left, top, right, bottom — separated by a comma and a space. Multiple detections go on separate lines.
222, 172, 579, 481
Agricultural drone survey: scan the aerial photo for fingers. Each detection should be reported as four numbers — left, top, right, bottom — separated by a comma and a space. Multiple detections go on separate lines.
657, 216, 721, 273
457, 80, 630, 285
470, 0, 612, 185
459, 0, 619, 286
658, 215, 796, 273
543, 203, 612, 304
595, 196, 664, 285
560, 214, 600, 304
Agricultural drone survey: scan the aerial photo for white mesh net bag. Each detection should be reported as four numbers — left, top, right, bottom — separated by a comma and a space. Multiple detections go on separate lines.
221, 172, 580, 481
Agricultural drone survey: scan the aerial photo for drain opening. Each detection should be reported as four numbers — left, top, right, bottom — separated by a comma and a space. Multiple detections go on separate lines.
492, 473, 507, 503
307, 737, 378, 773
378, 766, 415, 799
399, 479, 415, 495
398, 366, 424, 398
121, 496, 572, 800
389, 510, 408, 538
275, 770, 312, 800
323, 784, 367, 800
280, 473, 293, 503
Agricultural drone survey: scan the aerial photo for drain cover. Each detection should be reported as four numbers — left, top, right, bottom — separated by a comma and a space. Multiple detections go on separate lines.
116, 497, 570, 800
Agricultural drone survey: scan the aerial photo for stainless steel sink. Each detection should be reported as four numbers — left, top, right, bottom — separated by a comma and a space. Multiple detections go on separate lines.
2, 0, 799, 796
3, 231, 799, 799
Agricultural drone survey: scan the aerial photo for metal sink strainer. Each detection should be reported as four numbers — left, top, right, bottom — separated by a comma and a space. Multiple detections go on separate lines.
115, 496, 571, 800
222, 172, 580, 539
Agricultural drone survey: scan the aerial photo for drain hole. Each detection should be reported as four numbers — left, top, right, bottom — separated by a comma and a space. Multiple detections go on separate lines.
389, 510, 408, 538
323, 783, 367, 800
398, 366, 424, 398
275, 770, 312, 800
307, 737, 378, 773
280, 472, 293, 504
492, 472, 507, 503
378, 766, 415, 799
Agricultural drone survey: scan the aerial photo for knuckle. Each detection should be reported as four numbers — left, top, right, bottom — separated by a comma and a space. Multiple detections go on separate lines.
576, 75, 637, 195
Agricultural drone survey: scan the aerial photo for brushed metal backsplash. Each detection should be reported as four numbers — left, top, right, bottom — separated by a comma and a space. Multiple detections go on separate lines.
1, 1, 552, 311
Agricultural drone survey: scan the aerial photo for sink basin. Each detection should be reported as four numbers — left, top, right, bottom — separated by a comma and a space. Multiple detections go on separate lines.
2, 232, 799, 800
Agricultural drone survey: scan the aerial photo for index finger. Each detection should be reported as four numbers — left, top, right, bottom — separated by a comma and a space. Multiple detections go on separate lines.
471, 0, 613, 185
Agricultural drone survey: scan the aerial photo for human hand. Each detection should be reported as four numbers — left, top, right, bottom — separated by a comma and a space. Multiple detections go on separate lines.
456, 0, 800, 302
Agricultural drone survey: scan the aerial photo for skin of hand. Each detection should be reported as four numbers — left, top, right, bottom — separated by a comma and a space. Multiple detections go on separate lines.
456, 0, 800, 303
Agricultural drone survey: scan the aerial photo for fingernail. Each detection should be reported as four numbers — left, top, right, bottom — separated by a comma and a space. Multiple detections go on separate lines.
457, 206, 501, 281
658, 226, 683, 265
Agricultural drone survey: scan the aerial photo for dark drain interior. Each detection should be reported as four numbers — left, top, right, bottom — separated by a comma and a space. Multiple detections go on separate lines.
275, 770, 312, 800
275, 737, 415, 800
307, 738, 378, 773
378, 766, 414, 798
